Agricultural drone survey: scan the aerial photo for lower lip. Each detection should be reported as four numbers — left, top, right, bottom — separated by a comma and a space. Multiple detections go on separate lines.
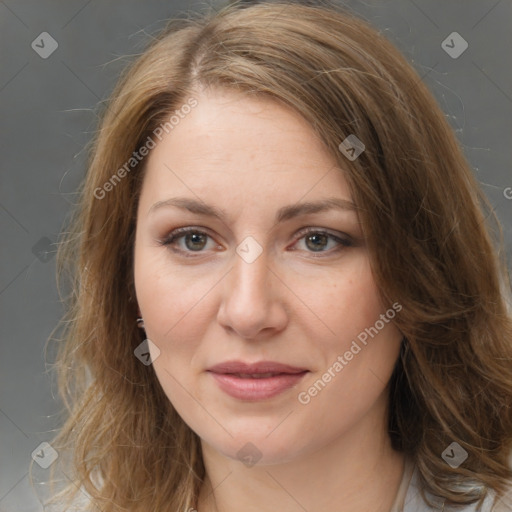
208, 371, 308, 400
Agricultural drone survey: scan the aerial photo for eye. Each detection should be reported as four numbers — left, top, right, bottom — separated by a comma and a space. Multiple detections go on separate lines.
292, 228, 352, 256
160, 227, 217, 257
159, 226, 353, 258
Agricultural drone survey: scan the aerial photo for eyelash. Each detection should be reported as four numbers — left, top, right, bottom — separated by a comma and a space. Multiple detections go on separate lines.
159, 226, 353, 259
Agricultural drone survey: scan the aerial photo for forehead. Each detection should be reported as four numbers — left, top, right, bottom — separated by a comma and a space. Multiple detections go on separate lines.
139, 88, 353, 212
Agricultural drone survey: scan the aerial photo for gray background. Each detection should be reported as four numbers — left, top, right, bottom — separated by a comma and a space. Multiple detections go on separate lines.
1, 1, 511, 510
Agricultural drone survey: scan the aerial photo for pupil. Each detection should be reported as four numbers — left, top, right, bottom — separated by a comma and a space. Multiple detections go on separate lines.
306, 233, 327, 251
186, 233, 206, 251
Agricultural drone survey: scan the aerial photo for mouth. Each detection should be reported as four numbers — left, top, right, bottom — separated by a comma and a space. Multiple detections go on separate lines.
206, 360, 309, 400
226, 372, 295, 378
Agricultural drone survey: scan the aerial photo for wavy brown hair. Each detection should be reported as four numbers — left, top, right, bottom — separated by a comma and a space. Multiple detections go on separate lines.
33, 1, 512, 510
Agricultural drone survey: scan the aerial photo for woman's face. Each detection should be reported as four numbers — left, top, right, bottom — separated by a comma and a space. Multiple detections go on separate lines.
134, 87, 403, 465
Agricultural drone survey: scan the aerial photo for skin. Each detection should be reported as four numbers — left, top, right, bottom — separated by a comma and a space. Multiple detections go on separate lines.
134, 87, 405, 512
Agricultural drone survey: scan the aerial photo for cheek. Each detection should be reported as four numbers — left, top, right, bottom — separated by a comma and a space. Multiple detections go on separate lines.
295, 257, 402, 405
134, 255, 212, 418
134, 247, 223, 383
295, 255, 387, 350
329, 266, 401, 385
135, 241, 202, 330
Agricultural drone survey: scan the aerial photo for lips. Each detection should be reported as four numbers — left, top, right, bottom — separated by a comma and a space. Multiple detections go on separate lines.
207, 360, 308, 375
207, 360, 309, 400
231, 373, 284, 379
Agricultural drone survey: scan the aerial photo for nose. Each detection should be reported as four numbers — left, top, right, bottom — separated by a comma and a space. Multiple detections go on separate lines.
216, 246, 288, 340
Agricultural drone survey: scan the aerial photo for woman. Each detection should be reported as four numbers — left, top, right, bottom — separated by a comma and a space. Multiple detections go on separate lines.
36, 1, 512, 511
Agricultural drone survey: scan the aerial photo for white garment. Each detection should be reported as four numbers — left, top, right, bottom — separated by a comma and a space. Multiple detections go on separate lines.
390, 457, 512, 512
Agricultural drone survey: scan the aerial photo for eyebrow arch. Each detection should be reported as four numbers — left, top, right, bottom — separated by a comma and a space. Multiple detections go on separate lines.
148, 196, 357, 223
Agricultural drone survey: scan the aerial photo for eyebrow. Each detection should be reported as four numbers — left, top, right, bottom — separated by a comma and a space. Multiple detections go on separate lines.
148, 196, 357, 223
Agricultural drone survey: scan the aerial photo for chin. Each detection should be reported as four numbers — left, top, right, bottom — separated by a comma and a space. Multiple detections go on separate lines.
199, 425, 312, 467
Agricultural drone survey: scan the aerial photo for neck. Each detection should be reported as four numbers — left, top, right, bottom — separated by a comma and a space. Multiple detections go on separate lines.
196, 397, 406, 512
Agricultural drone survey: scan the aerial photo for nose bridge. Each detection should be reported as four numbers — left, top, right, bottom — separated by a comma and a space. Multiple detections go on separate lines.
217, 239, 285, 338
230, 244, 271, 307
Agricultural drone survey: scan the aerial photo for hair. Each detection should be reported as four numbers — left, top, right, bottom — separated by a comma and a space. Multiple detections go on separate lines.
34, 1, 512, 510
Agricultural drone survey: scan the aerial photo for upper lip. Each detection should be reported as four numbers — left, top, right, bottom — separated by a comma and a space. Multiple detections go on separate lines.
207, 360, 308, 375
